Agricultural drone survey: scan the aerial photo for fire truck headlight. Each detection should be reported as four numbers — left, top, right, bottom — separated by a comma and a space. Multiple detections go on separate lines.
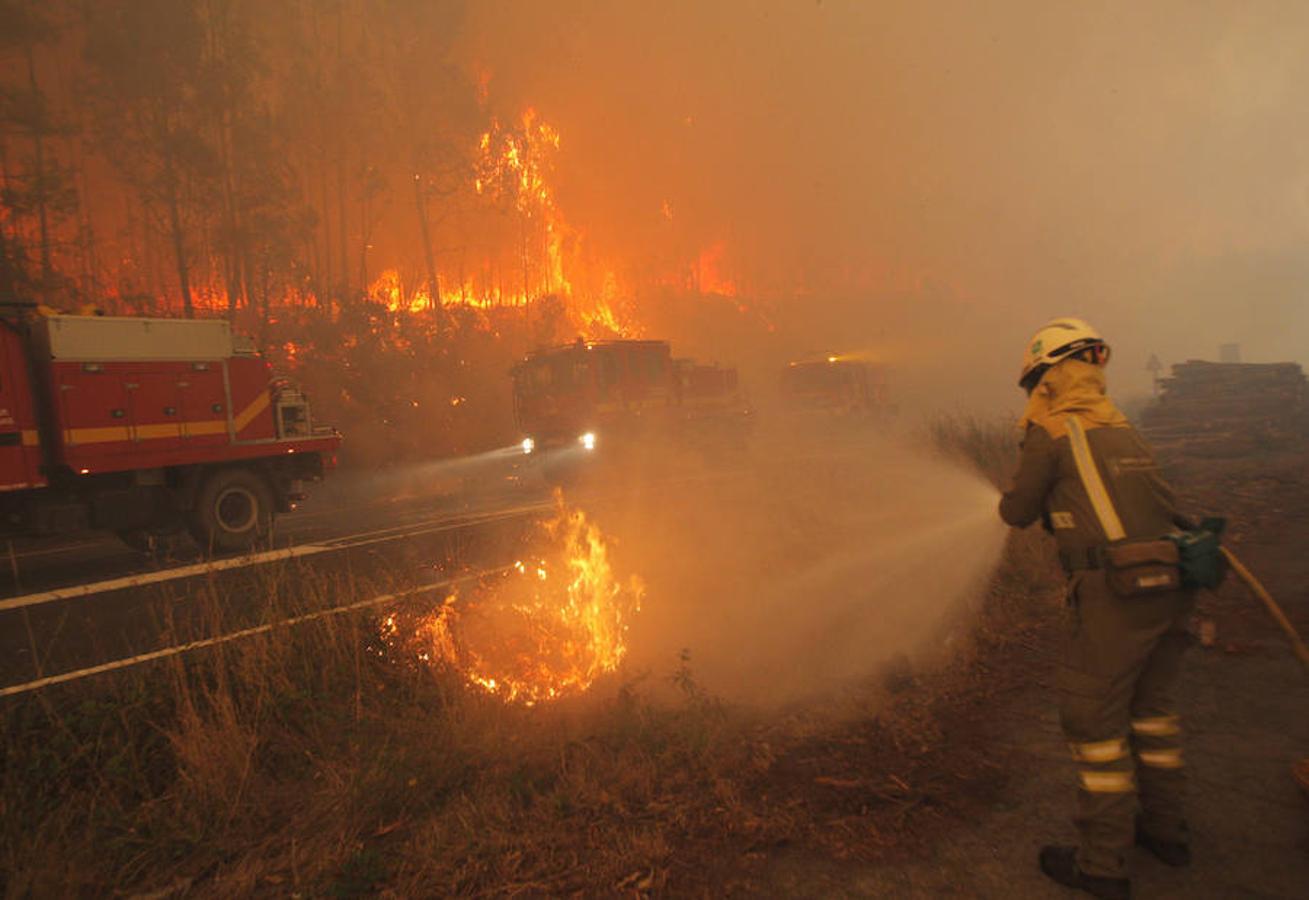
521, 437, 535, 455
579, 431, 597, 451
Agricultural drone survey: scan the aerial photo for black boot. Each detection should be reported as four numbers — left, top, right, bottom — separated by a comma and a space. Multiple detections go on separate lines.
1135, 820, 1191, 867
1038, 845, 1131, 900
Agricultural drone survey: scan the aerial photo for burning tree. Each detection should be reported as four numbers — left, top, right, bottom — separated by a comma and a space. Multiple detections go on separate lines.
0, 0, 80, 305
474, 108, 566, 302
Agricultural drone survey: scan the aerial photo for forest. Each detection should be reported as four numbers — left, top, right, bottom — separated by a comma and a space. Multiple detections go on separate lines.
0, 0, 752, 463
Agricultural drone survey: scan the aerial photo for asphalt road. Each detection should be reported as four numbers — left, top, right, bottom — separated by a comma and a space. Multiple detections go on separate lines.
0, 457, 555, 696
0, 452, 744, 698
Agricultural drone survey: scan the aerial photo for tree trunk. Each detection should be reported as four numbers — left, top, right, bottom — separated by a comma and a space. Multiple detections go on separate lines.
207, 0, 245, 320
334, 6, 349, 298
221, 132, 242, 318
0, 142, 15, 255
77, 197, 98, 306
359, 190, 370, 290
319, 164, 332, 296
140, 198, 161, 309
413, 174, 444, 322
258, 256, 271, 344
165, 179, 194, 318
71, 138, 100, 307
26, 48, 52, 298
521, 217, 530, 308
336, 155, 348, 296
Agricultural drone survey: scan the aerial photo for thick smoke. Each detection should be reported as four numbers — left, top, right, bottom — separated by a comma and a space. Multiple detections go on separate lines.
463, 0, 1309, 412
8, 1, 1302, 426
595, 426, 1007, 705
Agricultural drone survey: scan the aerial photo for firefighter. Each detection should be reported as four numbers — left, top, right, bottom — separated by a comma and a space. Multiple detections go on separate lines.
999, 317, 1195, 900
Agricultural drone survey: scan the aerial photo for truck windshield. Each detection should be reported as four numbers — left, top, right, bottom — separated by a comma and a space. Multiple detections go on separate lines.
515, 352, 588, 397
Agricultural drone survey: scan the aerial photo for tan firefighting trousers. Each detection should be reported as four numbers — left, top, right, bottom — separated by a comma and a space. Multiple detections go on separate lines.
1057, 569, 1195, 878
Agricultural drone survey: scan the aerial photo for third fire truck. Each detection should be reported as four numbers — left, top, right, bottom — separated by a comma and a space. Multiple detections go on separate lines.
780, 355, 890, 417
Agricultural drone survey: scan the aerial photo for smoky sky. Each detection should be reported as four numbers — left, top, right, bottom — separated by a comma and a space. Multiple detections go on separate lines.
462, 0, 1309, 408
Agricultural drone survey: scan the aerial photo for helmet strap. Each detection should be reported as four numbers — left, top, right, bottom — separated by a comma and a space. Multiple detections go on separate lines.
1020, 364, 1049, 395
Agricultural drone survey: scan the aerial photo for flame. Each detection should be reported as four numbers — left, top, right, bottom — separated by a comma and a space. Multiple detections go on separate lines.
72, 102, 747, 340
696, 240, 737, 297
475, 107, 562, 217
581, 300, 633, 338
468, 108, 645, 336
370, 268, 431, 313
384, 498, 644, 705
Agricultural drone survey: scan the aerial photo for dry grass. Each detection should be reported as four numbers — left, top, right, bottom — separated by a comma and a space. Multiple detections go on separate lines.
1, 420, 1065, 897
926, 413, 1020, 489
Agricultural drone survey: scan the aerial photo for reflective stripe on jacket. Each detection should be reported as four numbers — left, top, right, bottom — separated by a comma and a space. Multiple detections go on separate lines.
999, 418, 1180, 560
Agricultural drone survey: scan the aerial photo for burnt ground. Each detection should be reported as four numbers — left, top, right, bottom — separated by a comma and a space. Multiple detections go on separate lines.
713, 449, 1309, 897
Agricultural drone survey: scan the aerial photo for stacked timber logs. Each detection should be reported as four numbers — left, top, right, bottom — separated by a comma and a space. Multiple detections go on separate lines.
1141, 361, 1309, 457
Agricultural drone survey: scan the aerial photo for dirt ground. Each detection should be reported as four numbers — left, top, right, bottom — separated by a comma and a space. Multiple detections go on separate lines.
726, 449, 1309, 897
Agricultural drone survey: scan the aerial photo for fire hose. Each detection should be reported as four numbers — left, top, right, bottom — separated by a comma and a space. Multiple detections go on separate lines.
1220, 547, 1309, 672
1218, 548, 1309, 801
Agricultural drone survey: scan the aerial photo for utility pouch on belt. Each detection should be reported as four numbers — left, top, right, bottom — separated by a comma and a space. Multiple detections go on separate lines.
1065, 417, 1187, 598
1102, 539, 1182, 596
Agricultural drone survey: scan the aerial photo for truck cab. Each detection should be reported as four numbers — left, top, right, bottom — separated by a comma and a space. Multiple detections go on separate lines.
511, 339, 674, 456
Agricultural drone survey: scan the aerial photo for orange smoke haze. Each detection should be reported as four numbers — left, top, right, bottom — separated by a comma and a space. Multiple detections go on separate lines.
459, 0, 1309, 409
5, 1, 1308, 418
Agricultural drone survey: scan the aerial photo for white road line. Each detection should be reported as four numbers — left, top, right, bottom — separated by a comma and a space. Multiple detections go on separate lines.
0, 543, 333, 612
0, 471, 734, 612
7, 539, 110, 562
0, 567, 516, 699
0, 501, 552, 613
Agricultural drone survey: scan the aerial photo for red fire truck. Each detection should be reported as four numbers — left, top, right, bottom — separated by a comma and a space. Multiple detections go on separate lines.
510, 338, 750, 463
0, 312, 340, 553
780, 356, 889, 417
672, 357, 752, 451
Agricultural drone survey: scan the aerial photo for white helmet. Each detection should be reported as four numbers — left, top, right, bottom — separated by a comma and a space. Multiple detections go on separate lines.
1019, 317, 1109, 391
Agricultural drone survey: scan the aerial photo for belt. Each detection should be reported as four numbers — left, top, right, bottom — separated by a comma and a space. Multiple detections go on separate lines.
1060, 546, 1104, 572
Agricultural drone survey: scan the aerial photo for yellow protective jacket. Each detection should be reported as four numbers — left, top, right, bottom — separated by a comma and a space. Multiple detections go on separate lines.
999, 360, 1182, 570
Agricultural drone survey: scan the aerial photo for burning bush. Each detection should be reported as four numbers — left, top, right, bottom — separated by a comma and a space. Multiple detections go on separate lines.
380, 498, 645, 705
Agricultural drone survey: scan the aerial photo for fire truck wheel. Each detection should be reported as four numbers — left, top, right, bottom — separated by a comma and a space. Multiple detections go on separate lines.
189, 468, 274, 553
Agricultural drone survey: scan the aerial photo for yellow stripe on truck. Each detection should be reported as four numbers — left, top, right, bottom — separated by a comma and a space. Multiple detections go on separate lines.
62, 391, 271, 446
134, 423, 183, 439
64, 425, 132, 446
185, 420, 229, 437
233, 391, 270, 433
